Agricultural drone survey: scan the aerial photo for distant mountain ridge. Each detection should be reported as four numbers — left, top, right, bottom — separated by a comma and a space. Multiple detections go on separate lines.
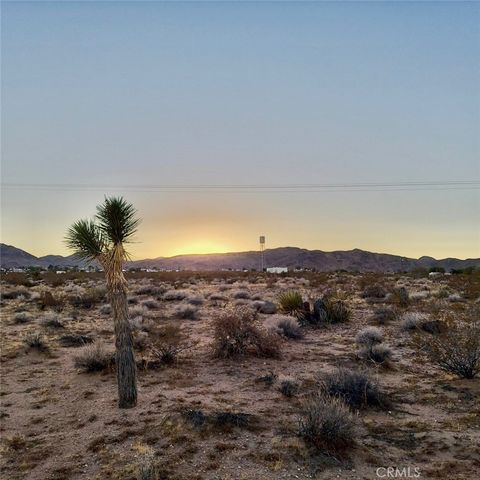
1, 243, 479, 272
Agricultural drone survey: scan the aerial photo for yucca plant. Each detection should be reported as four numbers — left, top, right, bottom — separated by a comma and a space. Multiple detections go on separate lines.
66, 197, 140, 408
278, 290, 304, 315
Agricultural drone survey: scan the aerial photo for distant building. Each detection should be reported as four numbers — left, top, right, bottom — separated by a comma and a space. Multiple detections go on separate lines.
266, 267, 288, 274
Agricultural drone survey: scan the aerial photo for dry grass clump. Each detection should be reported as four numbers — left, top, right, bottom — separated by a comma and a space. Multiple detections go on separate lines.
1, 287, 31, 300
135, 285, 165, 296
424, 322, 480, 379
186, 294, 204, 305
183, 409, 254, 431
59, 334, 93, 347
209, 293, 228, 302
400, 312, 427, 331
40, 312, 65, 329
163, 289, 188, 301
279, 379, 299, 397
23, 332, 48, 352
39, 291, 62, 310
141, 299, 160, 310
278, 290, 303, 315
73, 343, 114, 372
391, 287, 410, 307
265, 315, 303, 339
173, 303, 197, 320
355, 327, 383, 348
232, 289, 251, 300
13, 311, 33, 324
99, 304, 112, 315
362, 344, 393, 364
252, 300, 277, 314
371, 307, 397, 325
68, 287, 105, 309
136, 450, 161, 480
362, 284, 387, 299
299, 394, 356, 453
211, 306, 280, 358
321, 368, 387, 409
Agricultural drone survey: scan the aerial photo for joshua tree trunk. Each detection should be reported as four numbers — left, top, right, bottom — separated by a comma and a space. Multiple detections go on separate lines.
104, 247, 137, 408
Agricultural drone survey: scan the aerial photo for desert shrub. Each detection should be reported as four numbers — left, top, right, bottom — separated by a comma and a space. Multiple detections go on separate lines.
183, 409, 208, 427
211, 306, 280, 358
183, 409, 253, 431
212, 411, 252, 430
322, 368, 386, 409
99, 304, 112, 315
255, 371, 278, 386
135, 285, 165, 296
151, 344, 182, 365
23, 332, 48, 351
278, 290, 303, 314
41, 313, 65, 329
232, 290, 251, 300
68, 288, 104, 309
252, 300, 277, 314
13, 311, 33, 324
130, 316, 154, 332
360, 344, 393, 364
265, 315, 303, 340
2, 272, 32, 287
355, 327, 383, 348
173, 304, 197, 320
74, 343, 114, 372
400, 312, 426, 331
410, 291, 430, 301
279, 380, 299, 397
392, 287, 410, 307
136, 451, 161, 480
1, 288, 31, 300
362, 284, 387, 299
299, 394, 356, 453
129, 305, 149, 319
448, 293, 464, 303
59, 334, 93, 347
163, 289, 188, 301
133, 331, 150, 351
209, 293, 227, 302
38, 291, 62, 310
419, 320, 446, 335
186, 295, 204, 305
323, 297, 351, 323
141, 299, 160, 310
425, 323, 480, 379
371, 307, 397, 325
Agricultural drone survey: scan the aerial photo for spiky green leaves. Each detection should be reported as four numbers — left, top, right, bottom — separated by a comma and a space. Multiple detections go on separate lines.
65, 219, 105, 261
65, 197, 140, 262
96, 196, 140, 245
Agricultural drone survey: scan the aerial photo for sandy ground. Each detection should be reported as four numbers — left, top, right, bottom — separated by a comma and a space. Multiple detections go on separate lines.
0, 271, 479, 480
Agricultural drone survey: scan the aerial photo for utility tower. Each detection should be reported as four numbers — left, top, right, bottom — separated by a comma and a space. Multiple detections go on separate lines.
259, 236, 265, 272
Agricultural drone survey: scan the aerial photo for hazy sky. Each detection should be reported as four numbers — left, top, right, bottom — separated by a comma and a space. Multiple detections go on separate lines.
1, 1, 479, 259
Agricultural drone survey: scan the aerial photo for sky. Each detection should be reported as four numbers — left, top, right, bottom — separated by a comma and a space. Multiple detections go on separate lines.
1, 1, 479, 260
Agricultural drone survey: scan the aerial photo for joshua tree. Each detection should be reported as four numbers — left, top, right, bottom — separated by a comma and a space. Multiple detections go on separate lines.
66, 197, 140, 408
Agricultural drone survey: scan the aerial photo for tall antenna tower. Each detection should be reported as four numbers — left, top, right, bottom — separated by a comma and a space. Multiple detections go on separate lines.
259, 236, 265, 272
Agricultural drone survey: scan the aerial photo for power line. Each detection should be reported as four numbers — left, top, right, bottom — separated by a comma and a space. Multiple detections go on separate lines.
1, 180, 479, 193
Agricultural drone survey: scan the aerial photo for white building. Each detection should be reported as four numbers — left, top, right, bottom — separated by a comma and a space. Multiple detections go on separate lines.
266, 267, 288, 274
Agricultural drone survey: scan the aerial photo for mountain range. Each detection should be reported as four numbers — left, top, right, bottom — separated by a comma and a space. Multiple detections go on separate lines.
1, 243, 478, 272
